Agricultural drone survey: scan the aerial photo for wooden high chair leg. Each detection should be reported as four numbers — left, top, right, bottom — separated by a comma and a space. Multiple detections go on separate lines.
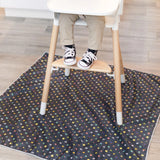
112, 30, 123, 125
106, 44, 125, 83
40, 25, 59, 115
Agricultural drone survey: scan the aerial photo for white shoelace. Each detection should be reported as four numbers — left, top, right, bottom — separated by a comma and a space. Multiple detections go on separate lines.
63, 47, 75, 58
82, 51, 97, 63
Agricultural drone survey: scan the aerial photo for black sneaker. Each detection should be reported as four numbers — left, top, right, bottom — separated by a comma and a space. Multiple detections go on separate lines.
63, 46, 76, 65
77, 51, 97, 70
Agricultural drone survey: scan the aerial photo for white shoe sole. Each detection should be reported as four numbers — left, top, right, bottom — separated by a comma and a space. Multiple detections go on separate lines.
64, 59, 77, 66
77, 61, 91, 70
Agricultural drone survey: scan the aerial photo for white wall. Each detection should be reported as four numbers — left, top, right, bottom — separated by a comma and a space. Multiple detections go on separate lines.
0, 0, 52, 19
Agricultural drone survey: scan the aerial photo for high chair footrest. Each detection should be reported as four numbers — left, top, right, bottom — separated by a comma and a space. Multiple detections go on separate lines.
52, 57, 112, 73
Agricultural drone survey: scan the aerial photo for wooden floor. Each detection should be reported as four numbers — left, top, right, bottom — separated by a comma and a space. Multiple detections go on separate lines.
0, 0, 160, 159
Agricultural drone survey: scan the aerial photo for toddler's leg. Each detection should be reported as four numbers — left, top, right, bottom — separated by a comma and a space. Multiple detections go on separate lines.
85, 15, 105, 50
59, 13, 79, 46
77, 16, 105, 70
59, 14, 79, 65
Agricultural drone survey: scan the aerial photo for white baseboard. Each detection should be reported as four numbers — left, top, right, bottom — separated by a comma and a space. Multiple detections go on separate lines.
5, 8, 53, 19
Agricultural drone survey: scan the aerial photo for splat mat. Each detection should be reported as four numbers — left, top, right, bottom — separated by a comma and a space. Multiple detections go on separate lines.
0, 53, 160, 160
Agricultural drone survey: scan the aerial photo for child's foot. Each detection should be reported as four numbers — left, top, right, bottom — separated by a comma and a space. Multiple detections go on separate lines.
63, 45, 76, 65
77, 50, 97, 70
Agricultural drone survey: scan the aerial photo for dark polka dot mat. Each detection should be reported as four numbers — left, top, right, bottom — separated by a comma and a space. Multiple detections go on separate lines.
0, 53, 160, 160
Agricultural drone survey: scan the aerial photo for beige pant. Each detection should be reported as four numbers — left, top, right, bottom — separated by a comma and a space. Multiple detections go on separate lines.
59, 14, 105, 50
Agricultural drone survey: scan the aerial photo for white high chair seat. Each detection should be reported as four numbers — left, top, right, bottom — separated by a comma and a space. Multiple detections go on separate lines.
47, 0, 123, 30
40, 0, 125, 125
47, 0, 120, 16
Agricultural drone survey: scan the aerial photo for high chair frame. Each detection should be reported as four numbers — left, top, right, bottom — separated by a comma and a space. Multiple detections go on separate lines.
40, 0, 125, 125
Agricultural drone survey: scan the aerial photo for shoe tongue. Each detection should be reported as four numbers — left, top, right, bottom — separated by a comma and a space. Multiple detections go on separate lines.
83, 53, 92, 63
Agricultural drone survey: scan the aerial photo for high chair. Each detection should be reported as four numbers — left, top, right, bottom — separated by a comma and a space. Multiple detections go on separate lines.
40, 0, 125, 125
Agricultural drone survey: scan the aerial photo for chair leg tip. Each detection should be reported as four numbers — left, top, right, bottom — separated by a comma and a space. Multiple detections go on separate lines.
40, 102, 47, 115
40, 112, 45, 115
106, 72, 125, 83
65, 68, 70, 76
116, 112, 123, 125
121, 74, 125, 83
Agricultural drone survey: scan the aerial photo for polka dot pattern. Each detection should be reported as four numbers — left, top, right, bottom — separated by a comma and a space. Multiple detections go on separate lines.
0, 53, 160, 160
